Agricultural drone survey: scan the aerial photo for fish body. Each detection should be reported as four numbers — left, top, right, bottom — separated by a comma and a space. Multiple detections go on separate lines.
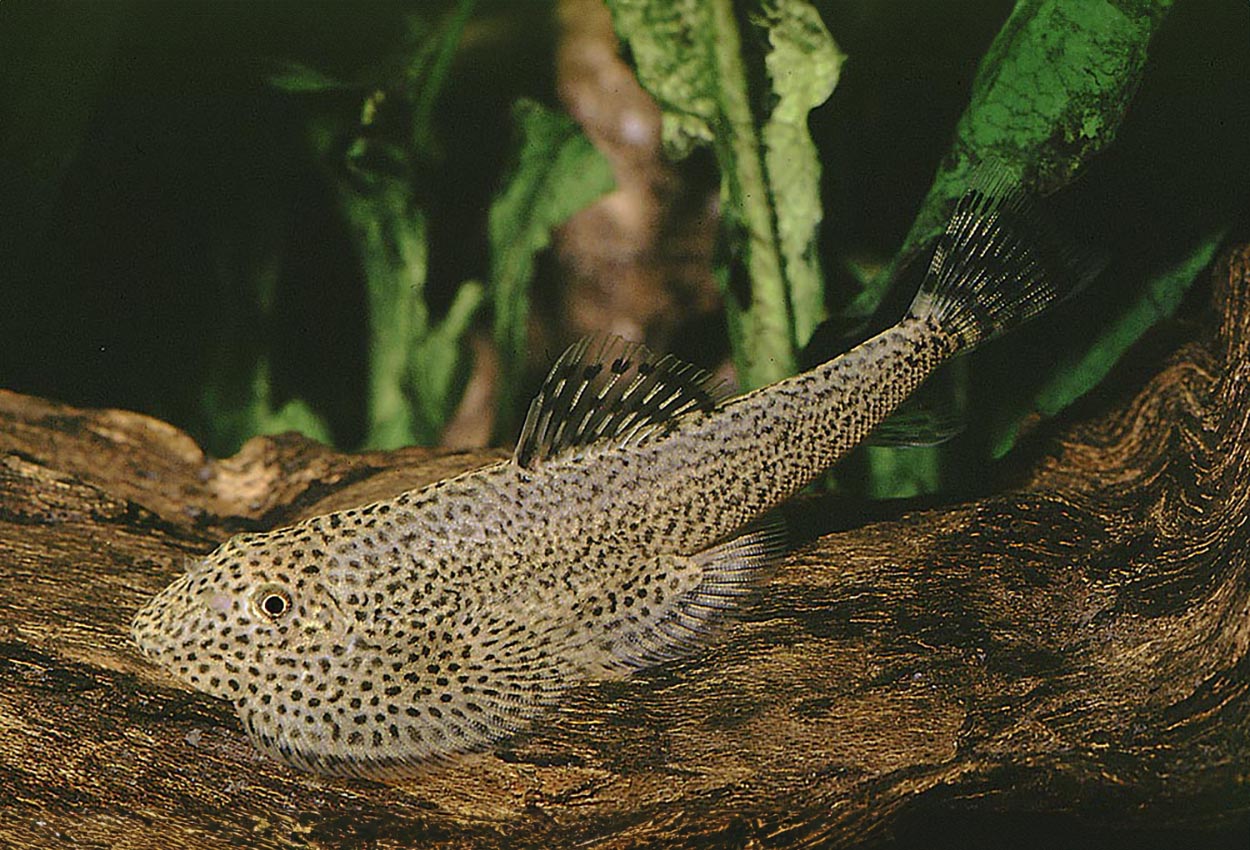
133, 177, 1085, 777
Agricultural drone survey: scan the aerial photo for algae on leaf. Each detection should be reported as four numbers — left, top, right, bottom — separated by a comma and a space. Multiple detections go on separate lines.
760, 0, 842, 352
601, 0, 719, 161
607, 0, 842, 389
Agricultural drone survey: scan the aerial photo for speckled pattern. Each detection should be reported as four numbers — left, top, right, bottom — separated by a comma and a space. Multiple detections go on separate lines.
133, 180, 1078, 777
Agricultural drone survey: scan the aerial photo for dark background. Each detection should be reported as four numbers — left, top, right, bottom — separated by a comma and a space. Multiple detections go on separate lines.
2, 0, 1247, 457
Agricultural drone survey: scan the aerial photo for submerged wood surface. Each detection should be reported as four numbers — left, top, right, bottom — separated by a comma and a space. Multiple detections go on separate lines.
3, 249, 1250, 848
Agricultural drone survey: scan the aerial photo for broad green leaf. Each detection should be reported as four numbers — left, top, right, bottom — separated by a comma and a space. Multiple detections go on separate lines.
342, 176, 485, 449
487, 99, 615, 435
868, 0, 1176, 321
600, 0, 718, 160
608, 0, 841, 388
989, 229, 1225, 457
760, 0, 842, 348
860, 0, 1178, 497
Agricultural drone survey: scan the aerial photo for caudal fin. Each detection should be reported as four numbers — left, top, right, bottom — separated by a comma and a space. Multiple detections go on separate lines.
907, 169, 1099, 351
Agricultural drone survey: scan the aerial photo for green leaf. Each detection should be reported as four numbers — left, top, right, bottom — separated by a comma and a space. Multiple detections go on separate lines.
487, 99, 615, 435
988, 229, 1225, 457
335, 180, 427, 449
202, 358, 333, 450
760, 0, 843, 349
339, 175, 484, 449
196, 201, 323, 456
608, 0, 842, 388
409, 279, 486, 443
601, 0, 718, 160
931, 0, 1173, 233
859, 0, 1180, 498
344, 178, 487, 448
863, 445, 941, 501
256, 398, 334, 446
273, 6, 491, 451
868, 0, 1177, 321
406, 0, 479, 161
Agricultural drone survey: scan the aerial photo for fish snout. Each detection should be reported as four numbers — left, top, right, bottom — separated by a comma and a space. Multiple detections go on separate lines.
130, 571, 195, 661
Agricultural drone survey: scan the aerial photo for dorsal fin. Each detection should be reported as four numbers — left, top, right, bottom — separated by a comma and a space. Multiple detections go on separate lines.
514, 335, 731, 468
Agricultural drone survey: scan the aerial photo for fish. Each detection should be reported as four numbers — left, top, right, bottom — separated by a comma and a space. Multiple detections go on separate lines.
132, 174, 1088, 778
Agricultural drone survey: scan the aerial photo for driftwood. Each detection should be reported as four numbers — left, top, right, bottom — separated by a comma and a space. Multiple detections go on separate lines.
2, 248, 1249, 849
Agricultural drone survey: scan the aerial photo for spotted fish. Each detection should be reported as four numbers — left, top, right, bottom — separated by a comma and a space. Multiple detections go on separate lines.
132, 177, 1087, 777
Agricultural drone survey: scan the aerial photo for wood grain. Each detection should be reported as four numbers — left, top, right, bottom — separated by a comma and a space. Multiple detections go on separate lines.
2, 249, 1248, 848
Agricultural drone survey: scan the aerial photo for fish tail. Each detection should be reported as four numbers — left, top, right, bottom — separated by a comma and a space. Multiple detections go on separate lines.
907, 168, 1099, 351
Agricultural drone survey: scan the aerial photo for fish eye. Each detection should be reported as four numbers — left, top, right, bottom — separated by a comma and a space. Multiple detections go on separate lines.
253, 585, 292, 621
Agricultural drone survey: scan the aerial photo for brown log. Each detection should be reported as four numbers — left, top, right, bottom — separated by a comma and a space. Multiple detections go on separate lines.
2, 247, 1249, 848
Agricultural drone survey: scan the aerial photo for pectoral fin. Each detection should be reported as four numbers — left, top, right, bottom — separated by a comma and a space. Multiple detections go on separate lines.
587, 515, 788, 671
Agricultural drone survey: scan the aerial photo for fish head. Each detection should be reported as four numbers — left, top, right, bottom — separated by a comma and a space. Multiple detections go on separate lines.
130, 503, 567, 776
131, 529, 350, 701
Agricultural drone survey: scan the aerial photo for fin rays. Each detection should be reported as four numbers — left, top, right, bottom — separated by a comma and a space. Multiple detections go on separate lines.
600, 515, 787, 670
515, 335, 732, 468
909, 166, 1100, 351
